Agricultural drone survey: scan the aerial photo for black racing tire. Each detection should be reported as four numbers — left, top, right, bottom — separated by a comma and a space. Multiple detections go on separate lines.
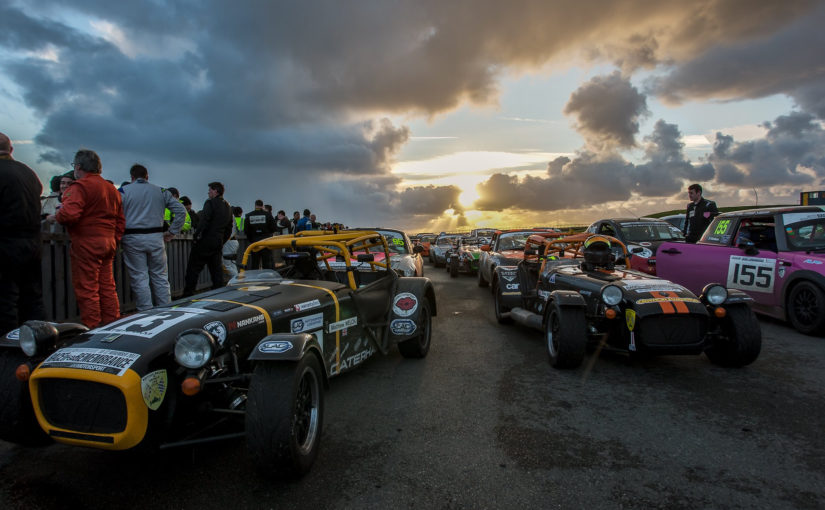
398, 300, 432, 358
493, 280, 512, 324
477, 267, 489, 287
0, 350, 51, 446
786, 280, 825, 336
544, 305, 587, 369
449, 257, 459, 278
247, 355, 324, 479
704, 305, 762, 367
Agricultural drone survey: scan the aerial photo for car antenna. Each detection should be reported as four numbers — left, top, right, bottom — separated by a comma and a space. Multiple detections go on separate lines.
620, 206, 640, 220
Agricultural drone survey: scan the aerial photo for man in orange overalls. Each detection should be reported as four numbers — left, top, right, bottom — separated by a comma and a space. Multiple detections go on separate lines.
52, 150, 125, 328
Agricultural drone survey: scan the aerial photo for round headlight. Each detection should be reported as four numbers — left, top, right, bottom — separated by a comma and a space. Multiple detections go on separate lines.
19, 325, 37, 357
705, 284, 728, 305
174, 329, 215, 369
601, 285, 623, 306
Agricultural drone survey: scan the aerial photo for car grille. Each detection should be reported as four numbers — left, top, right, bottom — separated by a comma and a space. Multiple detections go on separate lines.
38, 378, 128, 434
637, 315, 706, 347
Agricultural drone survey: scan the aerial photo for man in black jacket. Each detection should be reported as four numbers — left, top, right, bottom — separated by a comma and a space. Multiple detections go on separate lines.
684, 183, 719, 243
0, 132, 44, 335
244, 199, 277, 269
183, 182, 233, 295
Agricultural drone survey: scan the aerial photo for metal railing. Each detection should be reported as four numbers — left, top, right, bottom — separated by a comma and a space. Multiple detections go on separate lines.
39, 224, 249, 322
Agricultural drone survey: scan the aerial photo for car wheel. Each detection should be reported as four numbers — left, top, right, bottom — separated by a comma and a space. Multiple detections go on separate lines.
705, 305, 762, 367
544, 305, 586, 369
247, 355, 323, 478
493, 280, 512, 324
398, 300, 432, 358
477, 267, 489, 287
786, 281, 825, 335
0, 350, 51, 446
449, 257, 458, 278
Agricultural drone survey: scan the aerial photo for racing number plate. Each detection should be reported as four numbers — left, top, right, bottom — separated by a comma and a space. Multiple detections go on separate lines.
726, 255, 776, 293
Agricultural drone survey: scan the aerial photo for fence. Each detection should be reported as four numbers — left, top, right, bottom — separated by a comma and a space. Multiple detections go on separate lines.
40, 225, 250, 322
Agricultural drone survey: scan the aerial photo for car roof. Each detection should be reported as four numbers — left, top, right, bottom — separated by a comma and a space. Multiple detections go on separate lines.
715, 205, 825, 217
594, 217, 666, 223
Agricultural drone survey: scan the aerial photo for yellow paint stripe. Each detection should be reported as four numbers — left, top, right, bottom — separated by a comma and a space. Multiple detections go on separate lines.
283, 282, 341, 371
194, 299, 272, 335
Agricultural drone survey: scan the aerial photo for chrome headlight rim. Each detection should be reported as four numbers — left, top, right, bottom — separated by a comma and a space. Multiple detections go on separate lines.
19, 324, 38, 357
703, 284, 728, 306
18, 321, 59, 357
174, 329, 216, 369
601, 284, 623, 306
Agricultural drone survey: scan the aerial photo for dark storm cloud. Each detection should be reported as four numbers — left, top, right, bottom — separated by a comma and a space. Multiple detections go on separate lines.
563, 72, 648, 151
474, 119, 709, 211
708, 111, 825, 187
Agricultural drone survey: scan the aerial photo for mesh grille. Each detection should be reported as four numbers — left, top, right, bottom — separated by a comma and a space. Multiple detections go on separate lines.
637, 315, 706, 347
38, 378, 127, 434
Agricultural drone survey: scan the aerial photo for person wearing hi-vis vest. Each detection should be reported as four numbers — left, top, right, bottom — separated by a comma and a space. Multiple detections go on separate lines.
121, 164, 185, 311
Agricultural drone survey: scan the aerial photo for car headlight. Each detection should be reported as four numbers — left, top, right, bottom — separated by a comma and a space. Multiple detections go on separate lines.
703, 284, 728, 305
601, 285, 623, 306
19, 321, 59, 357
174, 329, 216, 369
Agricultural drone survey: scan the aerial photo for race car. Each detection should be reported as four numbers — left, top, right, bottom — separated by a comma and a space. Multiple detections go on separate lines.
493, 233, 761, 369
586, 217, 685, 274
0, 231, 436, 478
470, 228, 497, 245
445, 236, 483, 277
429, 233, 463, 267
346, 228, 424, 277
413, 233, 436, 258
655, 206, 825, 335
476, 228, 560, 290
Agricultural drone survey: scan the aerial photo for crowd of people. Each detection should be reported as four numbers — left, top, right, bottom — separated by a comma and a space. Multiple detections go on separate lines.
0, 133, 346, 334
0, 129, 719, 337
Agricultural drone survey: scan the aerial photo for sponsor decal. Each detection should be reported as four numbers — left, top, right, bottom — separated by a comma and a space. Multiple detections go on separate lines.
258, 341, 293, 353
625, 310, 637, 352
291, 312, 324, 333
330, 347, 375, 375
621, 279, 670, 290
295, 299, 321, 311
229, 314, 266, 330
505, 283, 519, 290
548, 274, 556, 284
283, 306, 295, 313
141, 370, 167, 411
638, 242, 652, 247
632, 286, 684, 294
637, 297, 700, 305
393, 292, 418, 317
579, 290, 591, 296
6, 329, 19, 341
501, 273, 516, 282
803, 258, 823, 265
204, 321, 227, 346
390, 319, 417, 336
100, 333, 121, 343
328, 316, 358, 333
778, 267, 786, 278
238, 286, 271, 291
41, 348, 140, 376
538, 290, 550, 301
502, 291, 521, 296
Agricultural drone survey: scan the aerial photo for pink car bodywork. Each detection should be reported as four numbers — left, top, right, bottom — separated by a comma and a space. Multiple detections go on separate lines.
656, 206, 825, 334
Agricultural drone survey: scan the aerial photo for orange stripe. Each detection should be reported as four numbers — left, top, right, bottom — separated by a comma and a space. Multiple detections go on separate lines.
650, 291, 676, 314
665, 291, 689, 313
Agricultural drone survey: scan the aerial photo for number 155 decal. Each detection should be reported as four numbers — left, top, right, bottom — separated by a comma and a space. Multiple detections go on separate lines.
727, 255, 776, 293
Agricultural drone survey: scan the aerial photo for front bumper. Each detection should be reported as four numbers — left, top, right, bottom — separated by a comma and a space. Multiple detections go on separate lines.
29, 367, 148, 450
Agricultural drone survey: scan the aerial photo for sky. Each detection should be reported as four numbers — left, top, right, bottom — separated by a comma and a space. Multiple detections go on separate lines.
2, 0, 824, 233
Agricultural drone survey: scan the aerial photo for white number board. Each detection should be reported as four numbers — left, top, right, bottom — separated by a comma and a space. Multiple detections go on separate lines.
726, 255, 776, 293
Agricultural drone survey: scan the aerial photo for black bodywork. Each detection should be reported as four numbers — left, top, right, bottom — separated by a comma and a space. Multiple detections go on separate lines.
0, 231, 436, 477
493, 233, 761, 369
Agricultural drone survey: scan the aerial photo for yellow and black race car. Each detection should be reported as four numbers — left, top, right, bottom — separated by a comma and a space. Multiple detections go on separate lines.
0, 230, 436, 478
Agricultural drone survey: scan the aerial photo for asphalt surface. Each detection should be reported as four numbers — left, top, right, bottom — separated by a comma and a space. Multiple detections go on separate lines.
1, 261, 824, 509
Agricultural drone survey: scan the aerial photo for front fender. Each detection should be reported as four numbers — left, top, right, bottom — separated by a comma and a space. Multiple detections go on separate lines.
387, 277, 436, 341
494, 265, 521, 308
550, 290, 587, 308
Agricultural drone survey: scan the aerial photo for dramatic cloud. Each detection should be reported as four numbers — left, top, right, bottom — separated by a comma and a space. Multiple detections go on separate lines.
563, 72, 648, 150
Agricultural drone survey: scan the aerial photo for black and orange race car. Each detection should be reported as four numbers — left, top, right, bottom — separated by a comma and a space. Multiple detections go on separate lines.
492, 232, 761, 369
0, 231, 436, 478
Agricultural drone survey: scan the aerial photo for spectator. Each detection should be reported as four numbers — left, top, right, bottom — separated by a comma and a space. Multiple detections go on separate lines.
684, 183, 719, 243
182, 182, 233, 296
264, 204, 273, 214
163, 187, 180, 231
295, 209, 312, 232
52, 149, 125, 328
244, 199, 277, 269
291, 210, 300, 233
222, 219, 240, 278
41, 175, 61, 218
275, 210, 291, 235
310, 213, 320, 230
233, 206, 244, 234
0, 132, 45, 335
41, 172, 75, 217
121, 164, 186, 311
180, 196, 199, 231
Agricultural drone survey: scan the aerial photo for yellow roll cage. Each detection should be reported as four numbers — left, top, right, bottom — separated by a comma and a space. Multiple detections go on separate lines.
240, 230, 392, 290
524, 232, 629, 275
